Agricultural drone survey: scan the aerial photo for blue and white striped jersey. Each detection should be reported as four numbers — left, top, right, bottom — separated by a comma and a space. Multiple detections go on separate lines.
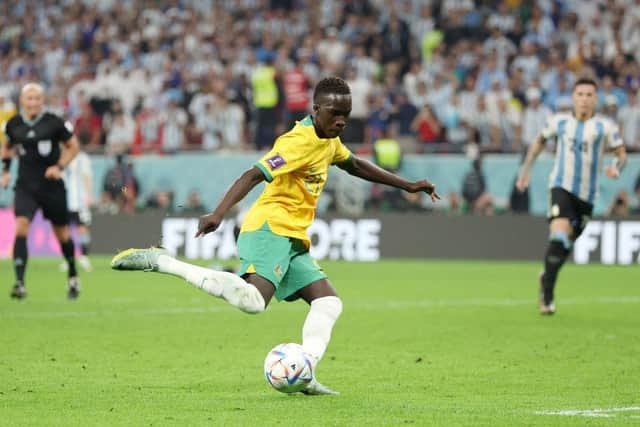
63, 151, 93, 212
540, 113, 623, 203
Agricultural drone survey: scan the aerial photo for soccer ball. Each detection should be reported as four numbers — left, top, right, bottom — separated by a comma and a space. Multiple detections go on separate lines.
264, 343, 314, 393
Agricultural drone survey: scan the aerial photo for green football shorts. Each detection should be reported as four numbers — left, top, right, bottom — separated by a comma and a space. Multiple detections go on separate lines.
236, 223, 327, 301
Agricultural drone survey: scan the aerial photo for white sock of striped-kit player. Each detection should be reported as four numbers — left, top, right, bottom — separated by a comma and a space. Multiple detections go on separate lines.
154, 255, 343, 365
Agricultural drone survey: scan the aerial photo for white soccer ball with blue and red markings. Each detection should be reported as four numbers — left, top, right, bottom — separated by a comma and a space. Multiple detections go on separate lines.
264, 343, 314, 393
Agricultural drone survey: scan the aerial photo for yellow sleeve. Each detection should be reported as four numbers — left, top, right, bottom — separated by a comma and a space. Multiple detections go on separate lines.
255, 133, 308, 182
331, 139, 352, 165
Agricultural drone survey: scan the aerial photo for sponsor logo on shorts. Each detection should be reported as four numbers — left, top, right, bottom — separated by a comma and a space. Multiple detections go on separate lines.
266, 154, 286, 170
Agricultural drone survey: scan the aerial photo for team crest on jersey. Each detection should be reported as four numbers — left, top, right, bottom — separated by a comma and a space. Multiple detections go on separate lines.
274, 264, 283, 278
37, 140, 52, 156
27, 130, 36, 138
266, 153, 286, 170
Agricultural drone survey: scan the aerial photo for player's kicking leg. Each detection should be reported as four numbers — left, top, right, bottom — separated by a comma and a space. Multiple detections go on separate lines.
110, 247, 266, 314
112, 248, 341, 395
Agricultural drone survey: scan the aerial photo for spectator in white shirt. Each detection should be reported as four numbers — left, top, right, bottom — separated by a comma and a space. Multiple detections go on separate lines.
160, 99, 188, 154
216, 93, 246, 151
343, 67, 373, 144
486, 1, 516, 33
458, 75, 478, 124
618, 88, 640, 151
511, 38, 540, 85
317, 27, 347, 68
522, 87, 552, 147
197, 98, 221, 151
106, 101, 135, 155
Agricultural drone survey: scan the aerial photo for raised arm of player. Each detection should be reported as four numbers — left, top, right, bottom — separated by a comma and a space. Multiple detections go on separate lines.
45, 135, 80, 181
604, 145, 627, 179
336, 155, 440, 201
516, 134, 546, 192
1, 140, 14, 189
196, 166, 266, 237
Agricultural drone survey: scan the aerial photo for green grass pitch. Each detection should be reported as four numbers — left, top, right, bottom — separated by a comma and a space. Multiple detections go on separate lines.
1, 257, 639, 426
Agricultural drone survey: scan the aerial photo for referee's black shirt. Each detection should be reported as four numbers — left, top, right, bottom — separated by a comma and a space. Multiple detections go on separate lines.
4, 112, 74, 191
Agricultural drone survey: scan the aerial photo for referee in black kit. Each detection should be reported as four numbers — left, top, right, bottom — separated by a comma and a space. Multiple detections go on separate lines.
1, 83, 82, 300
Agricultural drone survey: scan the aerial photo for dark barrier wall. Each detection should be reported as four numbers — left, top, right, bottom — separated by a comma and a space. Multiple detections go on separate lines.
378, 214, 548, 260
92, 211, 169, 252
87, 213, 640, 265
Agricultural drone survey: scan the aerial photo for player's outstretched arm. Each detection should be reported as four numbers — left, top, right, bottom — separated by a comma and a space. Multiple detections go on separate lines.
516, 134, 546, 192
196, 166, 266, 237
336, 155, 440, 201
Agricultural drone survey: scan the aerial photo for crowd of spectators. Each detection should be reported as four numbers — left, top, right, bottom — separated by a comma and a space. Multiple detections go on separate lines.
1, 0, 640, 157
2, 0, 640, 216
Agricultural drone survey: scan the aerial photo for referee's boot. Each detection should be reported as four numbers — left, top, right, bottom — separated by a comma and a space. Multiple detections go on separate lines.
67, 276, 81, 300
10, 281, 26, 300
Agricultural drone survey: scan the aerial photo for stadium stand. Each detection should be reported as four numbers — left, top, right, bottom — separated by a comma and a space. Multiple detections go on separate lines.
1, 0, 639, 214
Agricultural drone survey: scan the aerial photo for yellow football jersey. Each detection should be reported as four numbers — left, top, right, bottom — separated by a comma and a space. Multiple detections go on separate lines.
0, 105, 17, 145
242, 115, 352, 247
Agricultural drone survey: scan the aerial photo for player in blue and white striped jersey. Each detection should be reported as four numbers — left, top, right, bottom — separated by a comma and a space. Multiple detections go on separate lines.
517, 77, 627, 315
63, 149, 93, 272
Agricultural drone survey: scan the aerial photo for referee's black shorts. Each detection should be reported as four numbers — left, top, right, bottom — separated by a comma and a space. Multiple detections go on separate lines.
14, 184, 69, 226
548, 187, 593, 239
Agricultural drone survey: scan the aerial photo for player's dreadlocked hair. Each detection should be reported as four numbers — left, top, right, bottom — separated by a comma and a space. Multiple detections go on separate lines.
313, 76, 351, 102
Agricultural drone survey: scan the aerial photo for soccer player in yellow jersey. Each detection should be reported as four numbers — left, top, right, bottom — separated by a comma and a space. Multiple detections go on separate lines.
111, 77, 440, 394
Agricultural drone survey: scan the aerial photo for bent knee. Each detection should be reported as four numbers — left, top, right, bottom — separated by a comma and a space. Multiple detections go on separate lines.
240, 287, 266, 314
15, 220, 30, 236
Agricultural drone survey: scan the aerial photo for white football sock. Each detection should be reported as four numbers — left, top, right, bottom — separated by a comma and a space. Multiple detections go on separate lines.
302, 296, 343, 366
157, 255, 265, 314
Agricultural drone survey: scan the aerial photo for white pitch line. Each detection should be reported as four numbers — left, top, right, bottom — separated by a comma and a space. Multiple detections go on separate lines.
16, 295, 640, 310
353, 296, 640, 310
536, 406, 640, 418
1, 296, 640, 319
0, 306, 227, 319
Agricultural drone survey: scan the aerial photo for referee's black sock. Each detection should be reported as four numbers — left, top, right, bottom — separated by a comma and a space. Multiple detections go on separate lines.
61, 239, 78, 278
13, 236, 28, 284
542, 240, 570, 304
